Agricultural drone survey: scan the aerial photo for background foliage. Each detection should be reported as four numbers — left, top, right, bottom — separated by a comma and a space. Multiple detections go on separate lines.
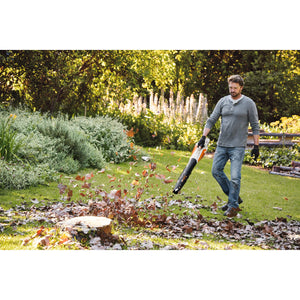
1, 50, 300, 189
1, 50, 299, 123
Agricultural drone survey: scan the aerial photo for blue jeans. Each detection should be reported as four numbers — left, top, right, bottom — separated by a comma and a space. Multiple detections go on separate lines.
212, 146, 245, 209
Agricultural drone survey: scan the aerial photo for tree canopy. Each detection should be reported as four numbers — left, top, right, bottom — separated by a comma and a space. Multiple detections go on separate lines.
1, 50, 299, 123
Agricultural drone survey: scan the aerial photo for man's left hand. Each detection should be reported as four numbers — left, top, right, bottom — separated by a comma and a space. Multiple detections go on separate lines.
251, 145, 259, 160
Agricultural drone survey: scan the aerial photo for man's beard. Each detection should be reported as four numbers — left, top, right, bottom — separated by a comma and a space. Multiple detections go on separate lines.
231, 92, 240, 98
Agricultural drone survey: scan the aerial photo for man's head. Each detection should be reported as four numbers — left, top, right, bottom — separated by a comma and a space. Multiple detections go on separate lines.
228, 75, 244, 100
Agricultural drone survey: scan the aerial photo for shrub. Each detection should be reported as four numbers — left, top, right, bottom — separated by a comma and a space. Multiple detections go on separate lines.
36, 117, 105, 171
260, 115, 300, 135
108, 108, 212, 151
70, 116, 134, 163
269, 115, 300, 134
0, 159, 58, 190
0, 114, 23, 161
244, 146, 300, 168
0, 107, 135, 189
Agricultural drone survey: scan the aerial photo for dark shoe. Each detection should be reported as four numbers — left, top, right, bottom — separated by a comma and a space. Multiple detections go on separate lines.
221, 197, 243, 211
224, 206, 241, 217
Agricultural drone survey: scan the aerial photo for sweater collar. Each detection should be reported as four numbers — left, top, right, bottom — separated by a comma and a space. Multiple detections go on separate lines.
230, 94, 244, 104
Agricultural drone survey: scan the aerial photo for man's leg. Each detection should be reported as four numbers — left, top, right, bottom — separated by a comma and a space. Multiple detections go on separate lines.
211, 146, 231, 196
227, 147, 246, 209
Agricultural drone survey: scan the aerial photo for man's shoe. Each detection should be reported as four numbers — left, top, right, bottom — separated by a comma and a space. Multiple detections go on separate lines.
224, 206, 241, 217
221, 197, 243, 211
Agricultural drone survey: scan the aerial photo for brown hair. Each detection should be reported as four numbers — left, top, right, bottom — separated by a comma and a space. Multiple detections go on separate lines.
228, 75, 244, 87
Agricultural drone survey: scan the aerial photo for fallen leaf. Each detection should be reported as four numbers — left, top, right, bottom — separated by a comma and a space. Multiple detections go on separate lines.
211, 202, 217, 211
108, 189, 122, 200
58, 184, 67, 195
109, 176, 116, 182
149, 162, 157, 170
126, 127, 138, 137
85, 172, 94, 180
135, 188, 144, 200
22, 237, 31, 246
75, 175, 85, 181
263, 224, 274, 235
36, 226, 45, 237
67, 189, 73, 200
163, 179, 173, 184
155, 174, 166, 180
182, 225, 193, 234
82, 182, 91, 189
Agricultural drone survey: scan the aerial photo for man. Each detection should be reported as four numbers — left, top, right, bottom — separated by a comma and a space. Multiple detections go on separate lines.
197, 75, 260, 217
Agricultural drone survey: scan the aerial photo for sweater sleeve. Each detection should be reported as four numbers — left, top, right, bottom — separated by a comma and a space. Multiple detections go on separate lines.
248, 100, 260, 135
204, 98, 223, 130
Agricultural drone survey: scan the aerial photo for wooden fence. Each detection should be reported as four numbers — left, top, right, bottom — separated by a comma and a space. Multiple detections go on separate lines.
117, 91, 208, 124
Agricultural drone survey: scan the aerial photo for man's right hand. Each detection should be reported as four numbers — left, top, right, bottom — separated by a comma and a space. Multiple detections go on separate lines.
197, 136, 206, 148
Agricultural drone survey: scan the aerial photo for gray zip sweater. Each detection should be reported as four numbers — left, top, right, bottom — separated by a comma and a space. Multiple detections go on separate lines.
205, 95, 260, 147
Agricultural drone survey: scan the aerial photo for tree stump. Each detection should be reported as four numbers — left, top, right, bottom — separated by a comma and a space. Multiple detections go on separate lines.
57, 216, 113, 243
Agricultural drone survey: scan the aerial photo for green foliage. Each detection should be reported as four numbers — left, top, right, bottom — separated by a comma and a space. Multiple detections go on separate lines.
107, 107, 205, 151
0, 114, 23, 161
0, 160, 58, 189
244, 146, 300, 168
0, 108, 135, 189
244, 115, 300, 168
269, 115, 300, 134
244, 51, 300, 123
70, 116, 133, 163
36, 117, 105, 171
105, 103, 221, 152
1, 50, 299, 123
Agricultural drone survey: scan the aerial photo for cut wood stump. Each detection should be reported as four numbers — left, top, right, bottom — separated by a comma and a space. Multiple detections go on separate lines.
57, 216, 113, 242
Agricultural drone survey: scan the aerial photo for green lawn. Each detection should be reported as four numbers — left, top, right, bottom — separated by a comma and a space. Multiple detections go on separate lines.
0, 147, 299, 250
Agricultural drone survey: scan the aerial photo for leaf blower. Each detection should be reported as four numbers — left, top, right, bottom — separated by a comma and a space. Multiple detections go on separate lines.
173, 138, 209, 194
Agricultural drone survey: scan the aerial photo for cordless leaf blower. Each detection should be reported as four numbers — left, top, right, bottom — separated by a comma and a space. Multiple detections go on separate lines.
173, 138, 209, 194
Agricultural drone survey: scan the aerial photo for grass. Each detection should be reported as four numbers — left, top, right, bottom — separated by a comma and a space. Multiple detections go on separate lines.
115, 226, 262, 250
1, 146, 299, 250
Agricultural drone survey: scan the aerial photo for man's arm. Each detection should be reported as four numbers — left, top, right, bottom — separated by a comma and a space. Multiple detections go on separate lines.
253, 134, 259, 146
203, 127, 211, 137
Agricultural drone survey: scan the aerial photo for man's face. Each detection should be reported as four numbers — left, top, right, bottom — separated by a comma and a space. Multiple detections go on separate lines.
229, 82, 243, 99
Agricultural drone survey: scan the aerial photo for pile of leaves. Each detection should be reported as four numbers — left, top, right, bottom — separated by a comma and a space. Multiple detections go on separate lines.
1, 166, 299, 250
25, 200, 300, 249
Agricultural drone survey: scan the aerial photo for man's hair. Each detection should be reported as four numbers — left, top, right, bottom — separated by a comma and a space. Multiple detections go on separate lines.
228, 75, 244, 87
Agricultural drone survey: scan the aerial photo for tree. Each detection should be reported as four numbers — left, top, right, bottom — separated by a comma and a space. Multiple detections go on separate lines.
1, 50, 299, 122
